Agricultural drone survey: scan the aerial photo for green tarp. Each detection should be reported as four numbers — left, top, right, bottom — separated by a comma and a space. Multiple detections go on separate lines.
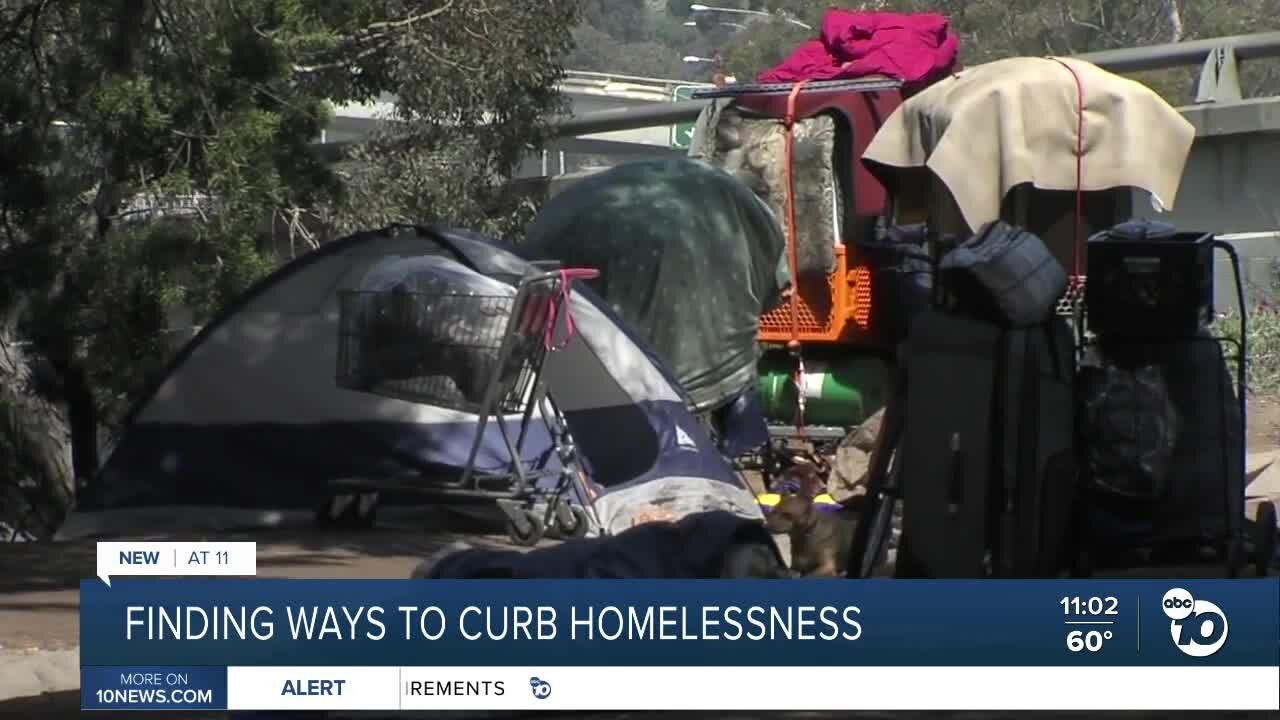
523, 157, 788, 414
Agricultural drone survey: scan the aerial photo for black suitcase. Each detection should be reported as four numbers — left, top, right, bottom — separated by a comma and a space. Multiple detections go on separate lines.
896, 309, 1078, 578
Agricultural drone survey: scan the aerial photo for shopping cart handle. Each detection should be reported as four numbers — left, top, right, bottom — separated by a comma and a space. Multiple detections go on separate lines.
560, 268, 600, 281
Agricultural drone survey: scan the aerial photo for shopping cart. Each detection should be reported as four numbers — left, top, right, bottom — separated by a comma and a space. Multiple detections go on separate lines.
331, 265, 601, 545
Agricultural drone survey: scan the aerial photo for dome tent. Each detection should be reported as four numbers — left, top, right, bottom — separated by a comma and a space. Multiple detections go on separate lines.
59, 225, 760, 539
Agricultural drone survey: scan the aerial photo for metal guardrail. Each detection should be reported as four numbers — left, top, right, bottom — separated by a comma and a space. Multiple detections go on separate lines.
1077, 33, 1280, 73
563, 69, 696, 86
548, 32, 1280, 138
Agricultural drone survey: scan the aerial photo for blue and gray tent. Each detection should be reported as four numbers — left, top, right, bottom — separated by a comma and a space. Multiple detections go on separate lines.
58, 225, 761, 539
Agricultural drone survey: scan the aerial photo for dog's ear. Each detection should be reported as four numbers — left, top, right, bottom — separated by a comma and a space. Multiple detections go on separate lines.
779, 463, 827, 499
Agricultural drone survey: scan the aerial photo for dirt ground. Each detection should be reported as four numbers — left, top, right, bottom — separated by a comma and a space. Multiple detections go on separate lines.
1249, 396, 1280, 452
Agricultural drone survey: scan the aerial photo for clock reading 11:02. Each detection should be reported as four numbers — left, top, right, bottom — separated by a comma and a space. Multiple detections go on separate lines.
1060, 596, 1120, 616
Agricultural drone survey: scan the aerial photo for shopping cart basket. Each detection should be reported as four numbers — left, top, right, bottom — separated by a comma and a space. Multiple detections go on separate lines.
331, 266, 601, 545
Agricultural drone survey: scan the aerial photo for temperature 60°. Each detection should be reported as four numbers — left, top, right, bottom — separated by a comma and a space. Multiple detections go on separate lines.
1067, 629, 1112, 652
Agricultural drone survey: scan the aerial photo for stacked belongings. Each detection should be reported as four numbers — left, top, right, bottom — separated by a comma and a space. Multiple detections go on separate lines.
676, 10, 963, 482
1077, 219, 1268, 576
891, 221, 1079, 578
862, 56, 1197, 288
844, 56, 1205, 579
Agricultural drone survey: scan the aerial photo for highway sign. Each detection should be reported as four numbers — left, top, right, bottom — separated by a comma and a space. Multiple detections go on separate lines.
671, 85, 700, 149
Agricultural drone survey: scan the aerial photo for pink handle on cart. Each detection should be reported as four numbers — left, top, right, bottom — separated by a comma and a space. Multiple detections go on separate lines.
544, 268, 599, 351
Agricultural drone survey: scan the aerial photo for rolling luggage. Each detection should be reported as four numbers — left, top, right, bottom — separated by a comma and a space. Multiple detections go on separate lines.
895, 309, 1077, 578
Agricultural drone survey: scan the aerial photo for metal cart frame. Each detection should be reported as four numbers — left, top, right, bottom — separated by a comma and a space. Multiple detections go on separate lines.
1071, 240, 1274, 577
328, 266, 602, 545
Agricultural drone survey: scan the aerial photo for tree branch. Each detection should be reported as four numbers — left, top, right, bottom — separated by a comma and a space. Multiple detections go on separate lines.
292, 41, 389, 74
353, 1, 455, 38
0, 0, 47, 46
290, 1, 457, 74
417, 42, 480, 73
1167, 0, 1184, 43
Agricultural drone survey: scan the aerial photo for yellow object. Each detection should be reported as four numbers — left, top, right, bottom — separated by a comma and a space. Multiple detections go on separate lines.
757, 493, 839, 507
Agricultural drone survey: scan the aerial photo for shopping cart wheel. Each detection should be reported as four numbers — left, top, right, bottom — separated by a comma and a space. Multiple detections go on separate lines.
1254, 501, 1277, 577
552, 503, 590, 539
316, 490, 375, 530
506, 509, 545, 547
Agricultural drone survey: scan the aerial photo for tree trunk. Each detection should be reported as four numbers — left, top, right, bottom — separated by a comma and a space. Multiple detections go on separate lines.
63, 361, 100, 489
0, 335, 74, 540
1167, 0, 1184, 42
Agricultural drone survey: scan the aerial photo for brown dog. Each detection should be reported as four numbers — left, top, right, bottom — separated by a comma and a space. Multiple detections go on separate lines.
764, 465, 858, 578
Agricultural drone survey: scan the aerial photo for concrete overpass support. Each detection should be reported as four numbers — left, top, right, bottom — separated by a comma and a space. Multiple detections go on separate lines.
1136, 97, 1280, 311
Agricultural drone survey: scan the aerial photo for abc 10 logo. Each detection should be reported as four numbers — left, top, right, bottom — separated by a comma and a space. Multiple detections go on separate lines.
1162, 588, 1229, 658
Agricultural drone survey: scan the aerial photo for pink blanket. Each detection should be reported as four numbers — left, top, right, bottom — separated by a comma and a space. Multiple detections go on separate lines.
759, 9, 960, 89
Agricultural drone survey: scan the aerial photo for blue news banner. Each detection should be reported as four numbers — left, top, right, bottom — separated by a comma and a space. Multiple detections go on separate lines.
80, 579, 1279, 710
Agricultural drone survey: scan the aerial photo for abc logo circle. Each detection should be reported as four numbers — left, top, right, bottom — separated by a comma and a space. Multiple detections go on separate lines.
1162, 588, 1196, 620
1163, 587, 1229, 658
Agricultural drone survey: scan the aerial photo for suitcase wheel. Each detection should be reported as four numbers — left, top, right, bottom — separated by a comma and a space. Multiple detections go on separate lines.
1254, 501, 1277, 577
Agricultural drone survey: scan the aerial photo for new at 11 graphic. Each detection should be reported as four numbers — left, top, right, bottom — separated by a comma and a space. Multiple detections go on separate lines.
1061, 595, 1119, 653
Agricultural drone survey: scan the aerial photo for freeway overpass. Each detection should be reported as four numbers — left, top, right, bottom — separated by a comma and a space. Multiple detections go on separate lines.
323, 71, 694, 177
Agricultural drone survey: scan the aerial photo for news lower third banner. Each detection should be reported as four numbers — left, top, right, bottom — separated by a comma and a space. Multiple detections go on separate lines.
79, 573, 1279, 711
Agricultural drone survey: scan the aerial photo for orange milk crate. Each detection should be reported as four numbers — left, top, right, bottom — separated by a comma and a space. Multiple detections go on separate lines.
758, 244, 875, 344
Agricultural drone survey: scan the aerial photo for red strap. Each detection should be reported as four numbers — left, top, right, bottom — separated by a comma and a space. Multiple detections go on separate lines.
782, 80, 809, 439
543, 268, 599, 351
1050, 58, 1086, 281
792, 354, 807, 440
782, 80, 809, 350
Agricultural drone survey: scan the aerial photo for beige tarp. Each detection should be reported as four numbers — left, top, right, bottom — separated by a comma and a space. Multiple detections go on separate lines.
863, 56, 1196, 233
